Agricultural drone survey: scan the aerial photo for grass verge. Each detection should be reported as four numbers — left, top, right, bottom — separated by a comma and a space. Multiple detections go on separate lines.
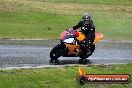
0, 63, 132, 88
0, 0, 132, 40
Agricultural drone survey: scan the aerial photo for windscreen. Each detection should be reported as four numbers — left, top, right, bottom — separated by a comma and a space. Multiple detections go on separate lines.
60, 28, 75, 41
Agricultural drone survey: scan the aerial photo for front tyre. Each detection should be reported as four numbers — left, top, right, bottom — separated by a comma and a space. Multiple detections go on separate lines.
50, 44, 63, 64
49, 59, 60, 65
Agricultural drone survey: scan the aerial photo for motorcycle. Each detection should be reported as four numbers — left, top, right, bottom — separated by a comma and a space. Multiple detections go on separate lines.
50, 28, 103, 64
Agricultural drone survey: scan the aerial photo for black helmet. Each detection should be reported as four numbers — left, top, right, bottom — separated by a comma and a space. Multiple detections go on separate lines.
82, 13, 91, 27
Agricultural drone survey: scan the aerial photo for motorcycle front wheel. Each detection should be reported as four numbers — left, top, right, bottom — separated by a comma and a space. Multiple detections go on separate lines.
49, 44, 64, 64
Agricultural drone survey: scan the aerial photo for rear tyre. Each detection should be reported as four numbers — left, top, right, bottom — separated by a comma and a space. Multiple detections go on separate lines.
89, 44, 95, 56
78, 58, 89, 64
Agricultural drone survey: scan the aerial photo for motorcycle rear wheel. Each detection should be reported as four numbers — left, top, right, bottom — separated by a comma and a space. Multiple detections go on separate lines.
78, 58, 89, 64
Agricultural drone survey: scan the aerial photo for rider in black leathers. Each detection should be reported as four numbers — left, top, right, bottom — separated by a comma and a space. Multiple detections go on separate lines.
73, 13, 95, 58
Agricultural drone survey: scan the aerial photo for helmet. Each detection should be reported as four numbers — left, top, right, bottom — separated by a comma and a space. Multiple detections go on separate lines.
82, 13, 91, 27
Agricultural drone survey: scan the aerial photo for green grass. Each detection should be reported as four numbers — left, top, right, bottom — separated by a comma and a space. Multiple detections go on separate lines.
33, 0, 132, 5
0, 0, 132, 40
0, 63, 132, 88
0, 12, 72, 39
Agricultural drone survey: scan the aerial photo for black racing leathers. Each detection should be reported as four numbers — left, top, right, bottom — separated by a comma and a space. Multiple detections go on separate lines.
73, 20, 95, 58
73, 20, 95, 45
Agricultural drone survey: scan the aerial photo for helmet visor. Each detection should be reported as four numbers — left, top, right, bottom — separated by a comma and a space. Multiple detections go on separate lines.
84, 19, 91, 26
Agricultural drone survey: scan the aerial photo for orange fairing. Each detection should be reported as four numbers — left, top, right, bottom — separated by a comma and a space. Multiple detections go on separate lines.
93, 32, 103, 44
76, 32, 85, 41
76, 32, 103, 44
65, 43, 80, 55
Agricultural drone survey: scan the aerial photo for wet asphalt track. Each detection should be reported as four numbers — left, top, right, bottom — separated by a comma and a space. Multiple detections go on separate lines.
0, 40, 132, 68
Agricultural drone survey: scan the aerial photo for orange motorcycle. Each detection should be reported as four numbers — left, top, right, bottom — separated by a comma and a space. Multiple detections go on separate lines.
50, 28, 103, 64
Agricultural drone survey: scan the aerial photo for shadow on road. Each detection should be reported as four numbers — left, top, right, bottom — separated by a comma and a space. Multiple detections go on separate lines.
56, 59, 92, 65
